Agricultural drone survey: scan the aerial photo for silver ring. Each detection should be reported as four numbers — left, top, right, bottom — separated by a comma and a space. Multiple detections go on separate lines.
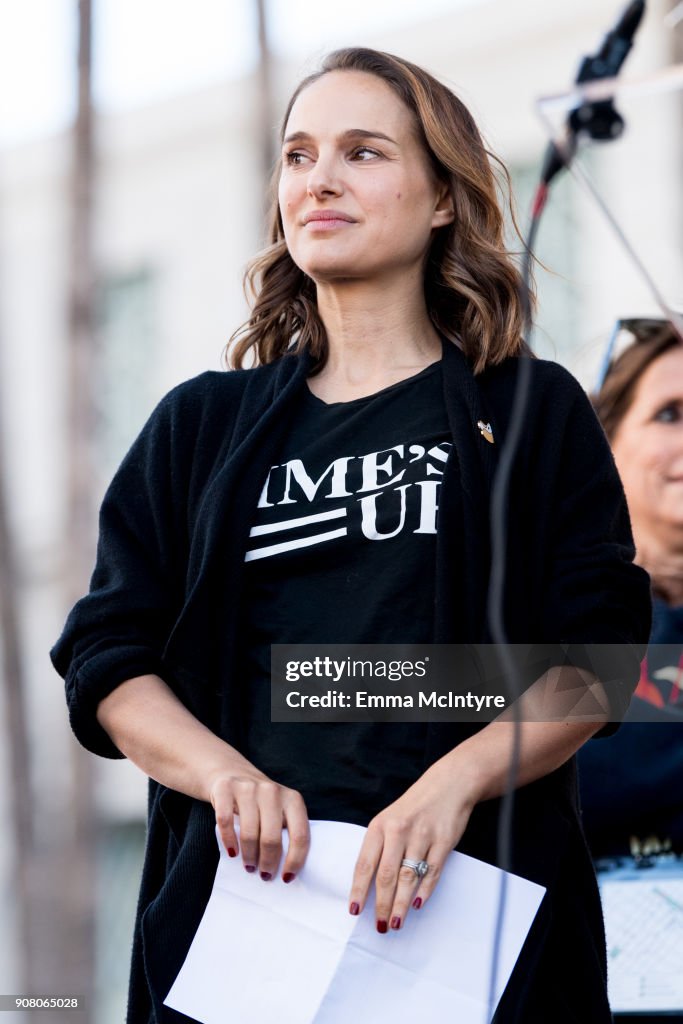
401, 858, 429, 879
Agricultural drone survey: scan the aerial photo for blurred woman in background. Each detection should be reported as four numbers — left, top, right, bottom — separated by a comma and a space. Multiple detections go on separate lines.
579, 317, 683, 858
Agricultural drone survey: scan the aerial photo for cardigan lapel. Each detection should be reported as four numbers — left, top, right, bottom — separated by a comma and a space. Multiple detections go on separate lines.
434, 337, 498, 644
424, 339, 501, 765
228, 347, 315, 453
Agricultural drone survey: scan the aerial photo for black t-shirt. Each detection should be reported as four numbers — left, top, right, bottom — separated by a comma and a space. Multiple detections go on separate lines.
238, 361, 451, 824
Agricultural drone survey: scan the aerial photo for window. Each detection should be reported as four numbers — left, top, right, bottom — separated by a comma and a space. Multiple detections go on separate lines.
95, 269, 158, 479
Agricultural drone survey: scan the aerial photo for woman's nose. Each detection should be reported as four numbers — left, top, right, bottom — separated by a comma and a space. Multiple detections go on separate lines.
306, 157, 343, 200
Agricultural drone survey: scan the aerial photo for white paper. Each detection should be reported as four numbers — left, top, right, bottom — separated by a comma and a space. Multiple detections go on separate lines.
164, 819, 545, 1024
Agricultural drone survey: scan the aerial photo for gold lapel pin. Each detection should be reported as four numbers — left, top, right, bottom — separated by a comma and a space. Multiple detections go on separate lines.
477, 420, 494, 444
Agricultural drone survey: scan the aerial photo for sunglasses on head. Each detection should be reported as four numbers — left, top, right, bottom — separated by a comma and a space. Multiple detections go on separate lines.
594, 317, 675, 394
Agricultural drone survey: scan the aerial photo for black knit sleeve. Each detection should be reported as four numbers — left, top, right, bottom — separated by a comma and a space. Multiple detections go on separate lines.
50, 385, 192, 759
539, 370, 652, 732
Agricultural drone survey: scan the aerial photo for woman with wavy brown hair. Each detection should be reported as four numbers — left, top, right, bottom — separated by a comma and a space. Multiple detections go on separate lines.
230, 49, 525, 376
51, 48, 650, 1023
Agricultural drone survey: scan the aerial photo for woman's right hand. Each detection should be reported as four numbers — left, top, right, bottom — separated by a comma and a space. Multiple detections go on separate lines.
95, 673, 310, 881
209, 768, 310, 883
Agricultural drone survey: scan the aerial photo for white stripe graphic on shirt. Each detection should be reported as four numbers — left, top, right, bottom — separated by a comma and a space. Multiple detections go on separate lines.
248, 507, 346, 537
245, 527, 348, 562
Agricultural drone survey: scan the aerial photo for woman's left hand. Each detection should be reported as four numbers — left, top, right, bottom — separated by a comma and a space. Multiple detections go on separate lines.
347, 753, 478, 932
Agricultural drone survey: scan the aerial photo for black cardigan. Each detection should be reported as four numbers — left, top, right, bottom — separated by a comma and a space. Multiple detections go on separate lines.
51, 339, 651, 1023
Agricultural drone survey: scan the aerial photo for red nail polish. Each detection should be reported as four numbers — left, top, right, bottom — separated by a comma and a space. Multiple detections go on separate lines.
260, 871, 272, 881
377, 920, 388, 934
412, 897, 422, 910
228, 847, 237, 858
245, 865, 256, 873
283, 872, 296, 883
350, 902, 360, 916
391, 916, 401, 930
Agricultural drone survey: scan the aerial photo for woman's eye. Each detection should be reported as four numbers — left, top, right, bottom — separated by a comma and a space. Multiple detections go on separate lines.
654, 403, 681, 423
284, 151, 307, 166
350, 146, 381, 160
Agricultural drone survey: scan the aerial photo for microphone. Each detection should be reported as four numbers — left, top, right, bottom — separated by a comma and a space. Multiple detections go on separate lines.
541, 0, 646, 185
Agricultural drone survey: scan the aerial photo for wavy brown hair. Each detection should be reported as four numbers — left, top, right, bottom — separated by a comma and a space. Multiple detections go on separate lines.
227, 47, 532, 375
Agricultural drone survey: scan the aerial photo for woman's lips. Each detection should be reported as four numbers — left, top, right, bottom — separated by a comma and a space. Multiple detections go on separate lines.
302, 211, 356, 231
304, 218, 355, 231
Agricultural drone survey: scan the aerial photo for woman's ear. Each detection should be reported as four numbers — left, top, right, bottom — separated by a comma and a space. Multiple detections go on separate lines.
432, 183, 455, 228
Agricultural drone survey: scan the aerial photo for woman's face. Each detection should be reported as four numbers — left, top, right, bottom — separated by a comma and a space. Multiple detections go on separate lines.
612, 346, 683, 542
278, 70, 453, 285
